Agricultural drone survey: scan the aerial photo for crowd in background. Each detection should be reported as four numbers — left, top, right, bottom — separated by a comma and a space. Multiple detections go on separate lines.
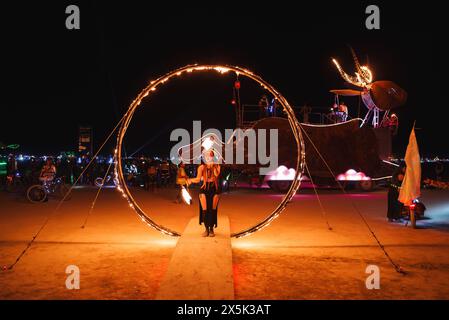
0, 154, 200, 192
1, 153, 448, 193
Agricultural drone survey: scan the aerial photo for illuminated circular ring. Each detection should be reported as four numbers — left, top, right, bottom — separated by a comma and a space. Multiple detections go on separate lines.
114, 64, 305, 238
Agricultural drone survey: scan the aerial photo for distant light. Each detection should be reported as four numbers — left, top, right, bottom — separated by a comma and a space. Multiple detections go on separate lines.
337, 169, 371, 181
267, 165, 301, 181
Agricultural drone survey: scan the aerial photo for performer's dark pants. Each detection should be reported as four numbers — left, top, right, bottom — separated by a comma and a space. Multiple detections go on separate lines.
199, 182, 221, 229
387, 186, 403, 220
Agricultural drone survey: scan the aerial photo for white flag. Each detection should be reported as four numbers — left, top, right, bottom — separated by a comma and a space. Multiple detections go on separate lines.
398, 128, 421, 206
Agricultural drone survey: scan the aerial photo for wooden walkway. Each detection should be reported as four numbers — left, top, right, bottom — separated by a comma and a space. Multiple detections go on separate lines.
156, 215, 234, 300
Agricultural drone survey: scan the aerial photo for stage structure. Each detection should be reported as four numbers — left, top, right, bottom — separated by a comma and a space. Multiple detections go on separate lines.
78, 126, 93, 157
332, 48, 407, 128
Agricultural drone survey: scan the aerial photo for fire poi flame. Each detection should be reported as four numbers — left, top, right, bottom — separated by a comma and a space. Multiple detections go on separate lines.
181, 186, 192, 205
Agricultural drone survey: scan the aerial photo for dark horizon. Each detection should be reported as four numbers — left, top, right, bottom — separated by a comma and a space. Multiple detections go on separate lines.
0, 1, 444, 157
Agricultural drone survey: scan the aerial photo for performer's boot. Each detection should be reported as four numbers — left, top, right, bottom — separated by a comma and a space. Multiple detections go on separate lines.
208, 209, 217, 237
202, 225, 209, 237
201, 209, 208, 237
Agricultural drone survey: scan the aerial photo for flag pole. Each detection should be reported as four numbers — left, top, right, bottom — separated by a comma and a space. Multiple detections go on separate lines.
411, 120, 416, 228
404, 121, 418, 228
410, 205, 416, 228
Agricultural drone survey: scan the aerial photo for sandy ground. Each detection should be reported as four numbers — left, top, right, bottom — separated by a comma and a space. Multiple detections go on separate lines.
0, 185, 448, 299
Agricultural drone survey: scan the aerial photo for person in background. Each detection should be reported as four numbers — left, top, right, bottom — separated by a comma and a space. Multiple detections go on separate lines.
329, 102, 339, 123
159, 160, 170, 187
337, 101, 348, 122
258, 95, 269, 119
145, 160, 157, 191
0, 155, 7, 191
22, 158, 34, 186
301, 105, 312, 123
141, 160, 149, 190
30, 158, 40, 184
39, 158, 57, 183
174, 162, 188, 204
434, 161, 444, 181
169, 162, 178, 184
7, 154, 18, 177
389, 113, 399, 126
387, 163, 406, 222
385, 113, 399, 135
268, 98, 278, 117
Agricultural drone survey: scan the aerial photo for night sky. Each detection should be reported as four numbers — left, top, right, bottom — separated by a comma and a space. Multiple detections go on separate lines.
0, 1, 444, 157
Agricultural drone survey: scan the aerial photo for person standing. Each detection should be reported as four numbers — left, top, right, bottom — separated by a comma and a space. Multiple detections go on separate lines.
186, 150, 221, 237
337, 101, 348, 122
258, 95, 269, 119
174, 162, 188, 204
160, 161, 170, 187
146, 160, 157, 191
387, 164, 406, 221
39, 158, 57, 183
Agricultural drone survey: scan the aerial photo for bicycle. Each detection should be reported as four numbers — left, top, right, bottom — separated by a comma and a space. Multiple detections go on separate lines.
26, 176, 72, 203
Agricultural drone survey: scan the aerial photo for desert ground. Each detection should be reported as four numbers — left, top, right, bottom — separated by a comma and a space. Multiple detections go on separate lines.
1, 185, 448, 299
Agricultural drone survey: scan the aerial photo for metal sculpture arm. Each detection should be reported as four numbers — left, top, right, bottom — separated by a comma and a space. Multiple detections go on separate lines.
332, 48, 373, 88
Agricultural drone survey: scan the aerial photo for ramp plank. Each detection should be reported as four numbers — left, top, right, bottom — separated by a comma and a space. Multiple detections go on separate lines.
156, 215, 234, 300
